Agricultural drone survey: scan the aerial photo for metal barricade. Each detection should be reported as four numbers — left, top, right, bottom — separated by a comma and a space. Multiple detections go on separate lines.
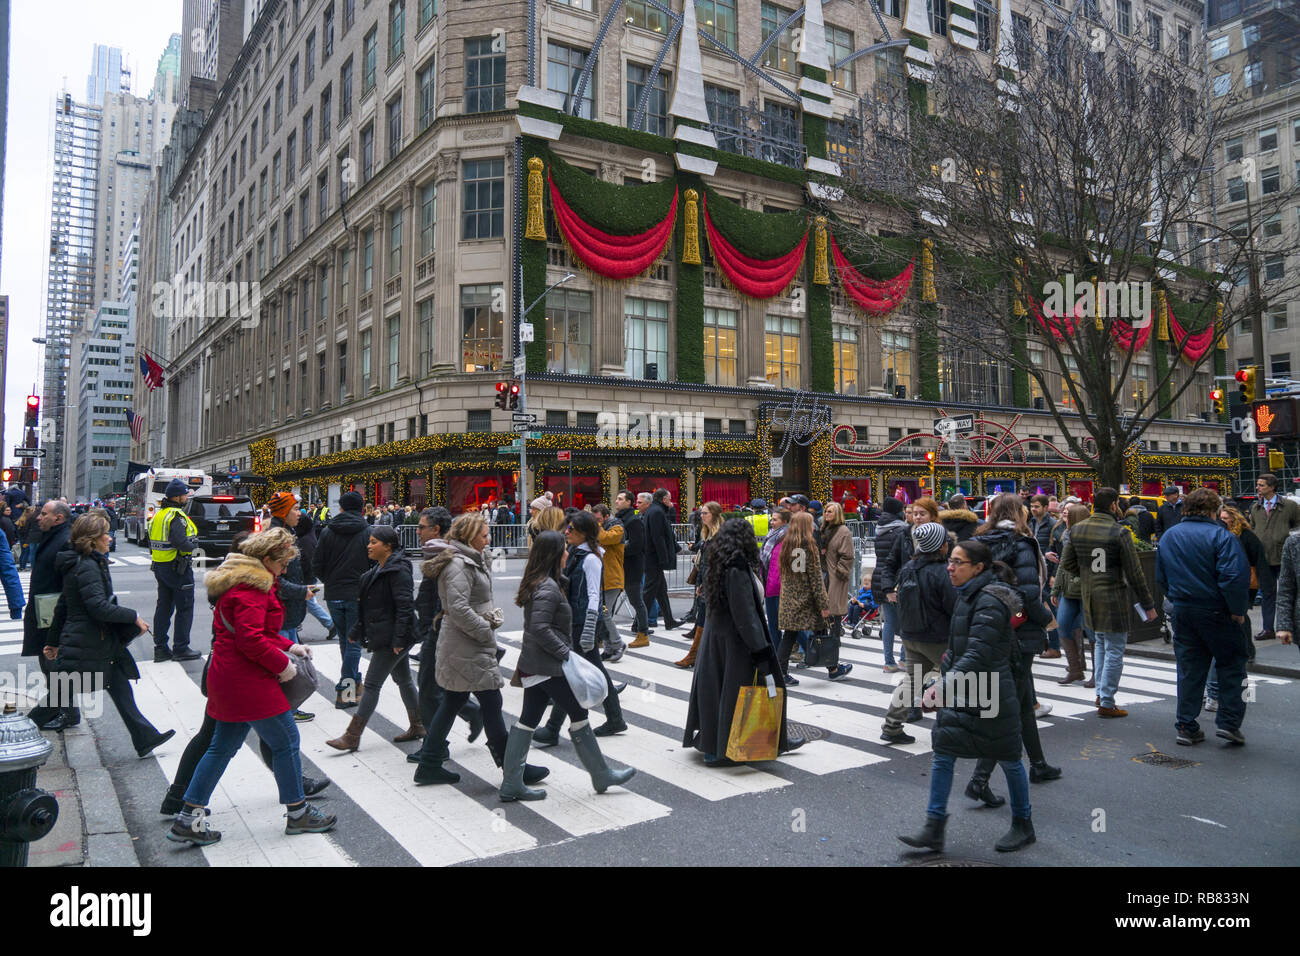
398, 524, 421, 553
403, 522, 531, 556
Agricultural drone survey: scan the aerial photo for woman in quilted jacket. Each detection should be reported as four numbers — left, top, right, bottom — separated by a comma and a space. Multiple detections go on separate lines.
412, 512, 510, 786
776, 512, 853, 685
167, 528, 335, 846
898, 539, 1035, 854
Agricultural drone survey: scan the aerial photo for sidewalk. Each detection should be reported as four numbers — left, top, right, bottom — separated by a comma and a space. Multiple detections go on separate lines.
5, 690, 140, 867
1126, 607, 1300, 679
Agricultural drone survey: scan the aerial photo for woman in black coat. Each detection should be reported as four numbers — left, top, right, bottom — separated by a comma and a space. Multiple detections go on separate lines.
44, 513, 174, 757
898, 539, 1034, 854
683, 518, 805, 767
325, 525, 423, 749
0, 504, 18, 549
970, 494, 1061, 794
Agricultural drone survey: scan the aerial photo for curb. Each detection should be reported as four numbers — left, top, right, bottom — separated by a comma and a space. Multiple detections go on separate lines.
1126, 642, 1300, 680
63, 721, 140, 867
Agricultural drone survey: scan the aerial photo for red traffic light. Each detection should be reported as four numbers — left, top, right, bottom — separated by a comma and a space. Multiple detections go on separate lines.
509, 383, 520, 396
925, 452, 936, 465
25, 395, 39, 409
496, 381, 508, 393
1211, 388, 1224, 401
1, 470, 11, 482
1234, 370, 1248, 383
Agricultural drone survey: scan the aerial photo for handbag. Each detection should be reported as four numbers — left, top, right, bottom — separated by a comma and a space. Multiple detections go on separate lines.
561, 650, 608, 709
281, 653, 320, 710
34, 593, 61, 630
687, 566, 698, 586
725, 670, 783, 762
803, 630, 840, 668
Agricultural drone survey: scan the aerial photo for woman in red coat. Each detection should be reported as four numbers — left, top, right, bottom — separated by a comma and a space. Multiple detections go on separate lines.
167, 528, 337, 846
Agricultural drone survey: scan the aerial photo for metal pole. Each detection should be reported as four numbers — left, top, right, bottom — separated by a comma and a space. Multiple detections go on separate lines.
518, 272, 575, 515
954, 452, 960, 497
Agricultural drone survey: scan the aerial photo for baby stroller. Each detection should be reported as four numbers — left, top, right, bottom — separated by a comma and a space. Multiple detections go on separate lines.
845, 587, 881, 640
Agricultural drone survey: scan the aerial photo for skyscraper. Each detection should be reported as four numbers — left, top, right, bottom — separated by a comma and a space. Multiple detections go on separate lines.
86, 43, 130, 107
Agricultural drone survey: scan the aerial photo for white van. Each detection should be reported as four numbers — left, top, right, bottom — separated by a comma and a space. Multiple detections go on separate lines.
123, 469, 212, 547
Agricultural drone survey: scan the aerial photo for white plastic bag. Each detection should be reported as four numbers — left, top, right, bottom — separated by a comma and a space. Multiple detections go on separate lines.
562, 651, 609, 710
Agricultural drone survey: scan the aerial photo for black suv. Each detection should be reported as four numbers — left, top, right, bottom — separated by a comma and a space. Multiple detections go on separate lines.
187, 496, 260, 556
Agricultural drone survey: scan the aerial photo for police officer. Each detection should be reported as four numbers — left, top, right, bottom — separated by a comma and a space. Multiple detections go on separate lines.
315, 501, 331, 528
150, 478, 201, 662
744, 498, 770, 538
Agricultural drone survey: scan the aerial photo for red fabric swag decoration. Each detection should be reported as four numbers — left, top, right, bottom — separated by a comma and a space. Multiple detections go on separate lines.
548, 174, 678, 280
1167, 303, 1214, 364
830, 236, 914, 315
702, 193, 807, 299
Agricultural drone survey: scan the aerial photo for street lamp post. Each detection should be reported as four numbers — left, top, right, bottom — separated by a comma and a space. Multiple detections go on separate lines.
516, 271, 575, 512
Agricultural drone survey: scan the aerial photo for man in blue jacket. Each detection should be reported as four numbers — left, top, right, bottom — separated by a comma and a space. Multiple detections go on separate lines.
1155, 488, 1250, 747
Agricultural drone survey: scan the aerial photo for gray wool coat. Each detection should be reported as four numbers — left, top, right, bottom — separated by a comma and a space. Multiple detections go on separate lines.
432, 540, 504, 693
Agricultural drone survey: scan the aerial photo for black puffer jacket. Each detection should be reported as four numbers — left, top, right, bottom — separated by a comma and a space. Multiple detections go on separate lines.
974, 523, 1053, 654
932, 570, 1023, 762
879, 524, 919, 593
351, 552, 416, 651
49, 551, 138, 673
313, 509, 372, 600
898, 553, 958, 643
871, 514, 907, 593
270, 516, 309, 629
518, 576, 572, 678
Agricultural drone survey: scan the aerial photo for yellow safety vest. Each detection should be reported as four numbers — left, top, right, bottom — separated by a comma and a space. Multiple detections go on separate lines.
745, 513, 770, 537
149, 507, 197, 563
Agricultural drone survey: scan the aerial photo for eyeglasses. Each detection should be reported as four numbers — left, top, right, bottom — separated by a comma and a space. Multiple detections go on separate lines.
946, 558, 973, 567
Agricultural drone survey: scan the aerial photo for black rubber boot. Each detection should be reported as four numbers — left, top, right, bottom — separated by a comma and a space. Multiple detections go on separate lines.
593, 678, 628, 737
487, 735, 550, 785
160, 784, 186, 816
532, 707, 566, 746
964, 779, 1006, 808
898, 814, 947, 851
1029, 760, 1062, 782
995, 816, 1036, 852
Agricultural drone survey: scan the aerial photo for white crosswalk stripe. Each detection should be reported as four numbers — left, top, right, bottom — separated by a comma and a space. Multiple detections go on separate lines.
123, 623, 1207, 866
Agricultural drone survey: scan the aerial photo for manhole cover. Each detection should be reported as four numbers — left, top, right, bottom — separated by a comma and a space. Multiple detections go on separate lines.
906, 856, 1003, 867
1133, 751, 1199, 769
786, 721, 825, 741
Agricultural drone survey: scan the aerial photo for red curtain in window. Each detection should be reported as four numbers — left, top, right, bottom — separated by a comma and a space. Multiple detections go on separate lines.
375, 480, 394, 508
1141, 480, 1164, 496
1202, 479, 1221, 492
543, 474, 603, 511
832, 478, 871, 517
625, 476, 680, 504
446, 473, 517, 515
1069, 480, 1095, 503
700, 477, 750, 511
407, 478, 429, 511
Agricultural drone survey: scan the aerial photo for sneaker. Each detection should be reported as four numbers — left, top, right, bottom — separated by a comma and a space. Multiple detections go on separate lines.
880, 729, 916, 746
1033, 701, 1053, 719
167, 809, 221, 847
285, 803, 337, 834
1215, 727, 1246, 745
789, 650, 805, 664
882, 664, 902, 674
302, 776, 332, 797
783, 673, 800, 687
293, 709, 315, 722
1203, 697, 1219, 712
1097, 706, 1128, 718
827, 663, 854, 681
602, 642, 627, 663
1176, 727, 1205, 746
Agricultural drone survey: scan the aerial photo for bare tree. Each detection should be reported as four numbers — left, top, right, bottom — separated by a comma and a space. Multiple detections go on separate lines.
828, 14, 1300, 488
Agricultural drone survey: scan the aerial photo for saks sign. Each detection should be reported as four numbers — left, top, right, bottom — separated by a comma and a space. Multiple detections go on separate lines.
769, 391, 834, 458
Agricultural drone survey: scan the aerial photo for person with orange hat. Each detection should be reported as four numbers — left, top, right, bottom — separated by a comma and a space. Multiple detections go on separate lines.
267, 491, 318, 722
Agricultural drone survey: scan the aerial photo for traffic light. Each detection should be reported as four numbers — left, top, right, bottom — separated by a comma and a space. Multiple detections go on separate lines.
1211, 387, 1226, 415
495, 380, 510, 410
508, 381, 521, 411
23, 395, 39, 428
1236, 366, 1258, 404
1, 470, 10, 483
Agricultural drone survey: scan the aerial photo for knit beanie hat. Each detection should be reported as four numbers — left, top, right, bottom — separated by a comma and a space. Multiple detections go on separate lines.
164, 478, 189, 498
339, 491, 364, 512
883, 497, 905, 516
530, 496, 550, 511
912, 522, 947, 554
267, 491, 297, 519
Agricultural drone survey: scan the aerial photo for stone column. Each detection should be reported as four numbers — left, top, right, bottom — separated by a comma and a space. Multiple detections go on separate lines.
397, 178, 416, 387
431, 148, 461, 375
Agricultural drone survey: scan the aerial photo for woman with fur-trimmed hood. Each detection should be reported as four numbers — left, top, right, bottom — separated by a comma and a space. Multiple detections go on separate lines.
939, 496, 980, 541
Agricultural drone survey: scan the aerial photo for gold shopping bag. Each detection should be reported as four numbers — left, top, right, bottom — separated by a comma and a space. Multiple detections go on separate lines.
725, 671, 783, 762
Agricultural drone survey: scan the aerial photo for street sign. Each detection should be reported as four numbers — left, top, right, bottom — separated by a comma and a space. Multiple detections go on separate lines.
770, 458, 784, 478
557, 450, 571, 462
519, 322, 535, 343
499, 440, 523, 454
511, 421, 532, 432
527, 431, 542, 439
513, 356, 526, 376
511, 412, 538, 423
13, 447, 45, 458
933, 414, 974, 436
948, 439, 972, 456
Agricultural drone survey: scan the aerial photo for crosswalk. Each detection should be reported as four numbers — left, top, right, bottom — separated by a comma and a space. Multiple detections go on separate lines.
103, 621, 1216, 867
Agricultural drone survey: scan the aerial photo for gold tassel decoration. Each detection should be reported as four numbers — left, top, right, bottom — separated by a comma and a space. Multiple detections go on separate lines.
682, 188, 702, 266
524, 157, 547, 241
1156, 290, 1169, 341
921, 238, 936, 303
1093, 278, 1104, 331
1012, 258, 1027, 316
813, 217, 830, 285
1216, 301, 1227, 350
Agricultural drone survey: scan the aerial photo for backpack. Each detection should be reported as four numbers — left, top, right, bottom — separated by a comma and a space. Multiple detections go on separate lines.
896, 561, 934, 635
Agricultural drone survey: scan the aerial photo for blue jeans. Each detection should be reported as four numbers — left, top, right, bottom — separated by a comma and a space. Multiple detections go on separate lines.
765, 594, 781, 653
18, 543, 30, 570
927, 753, 1031, 820
1260, 565, 1279, 632
305, 595, 335, 632
881, 601, 900, 666
1054, 596, 1093, 645
327, 599, 363, 693
183, 709, 304, 807
644, 571, 659, 625
279, 627, 299, 644
1171, 606, 1248, 734
1093, 630, 1128, 708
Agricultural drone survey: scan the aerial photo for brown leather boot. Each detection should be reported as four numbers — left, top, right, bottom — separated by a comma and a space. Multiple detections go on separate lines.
1056, 636, 1084, 684
393, 707, 426, 743
1081, 640, 1096, 688
675, 626, 703, 668
326, 715, 366, 751
629, 632, 649, 648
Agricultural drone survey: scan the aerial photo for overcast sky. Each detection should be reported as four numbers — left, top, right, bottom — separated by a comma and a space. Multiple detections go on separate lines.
1, 0, 181, 475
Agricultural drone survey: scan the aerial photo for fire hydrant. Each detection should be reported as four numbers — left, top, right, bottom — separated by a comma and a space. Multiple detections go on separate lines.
0, 712, 59, 867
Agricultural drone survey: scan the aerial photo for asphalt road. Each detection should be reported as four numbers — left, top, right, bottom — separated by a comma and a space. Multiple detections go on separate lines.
12, 545, 1299, 868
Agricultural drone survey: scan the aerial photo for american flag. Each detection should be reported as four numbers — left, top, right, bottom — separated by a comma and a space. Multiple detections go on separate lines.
139, 352, 166, 391
126, 410, 144, 443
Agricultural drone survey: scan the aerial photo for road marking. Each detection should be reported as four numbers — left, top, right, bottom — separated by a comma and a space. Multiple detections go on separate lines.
134, 661, 355, 867
311, 645, 675, 839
